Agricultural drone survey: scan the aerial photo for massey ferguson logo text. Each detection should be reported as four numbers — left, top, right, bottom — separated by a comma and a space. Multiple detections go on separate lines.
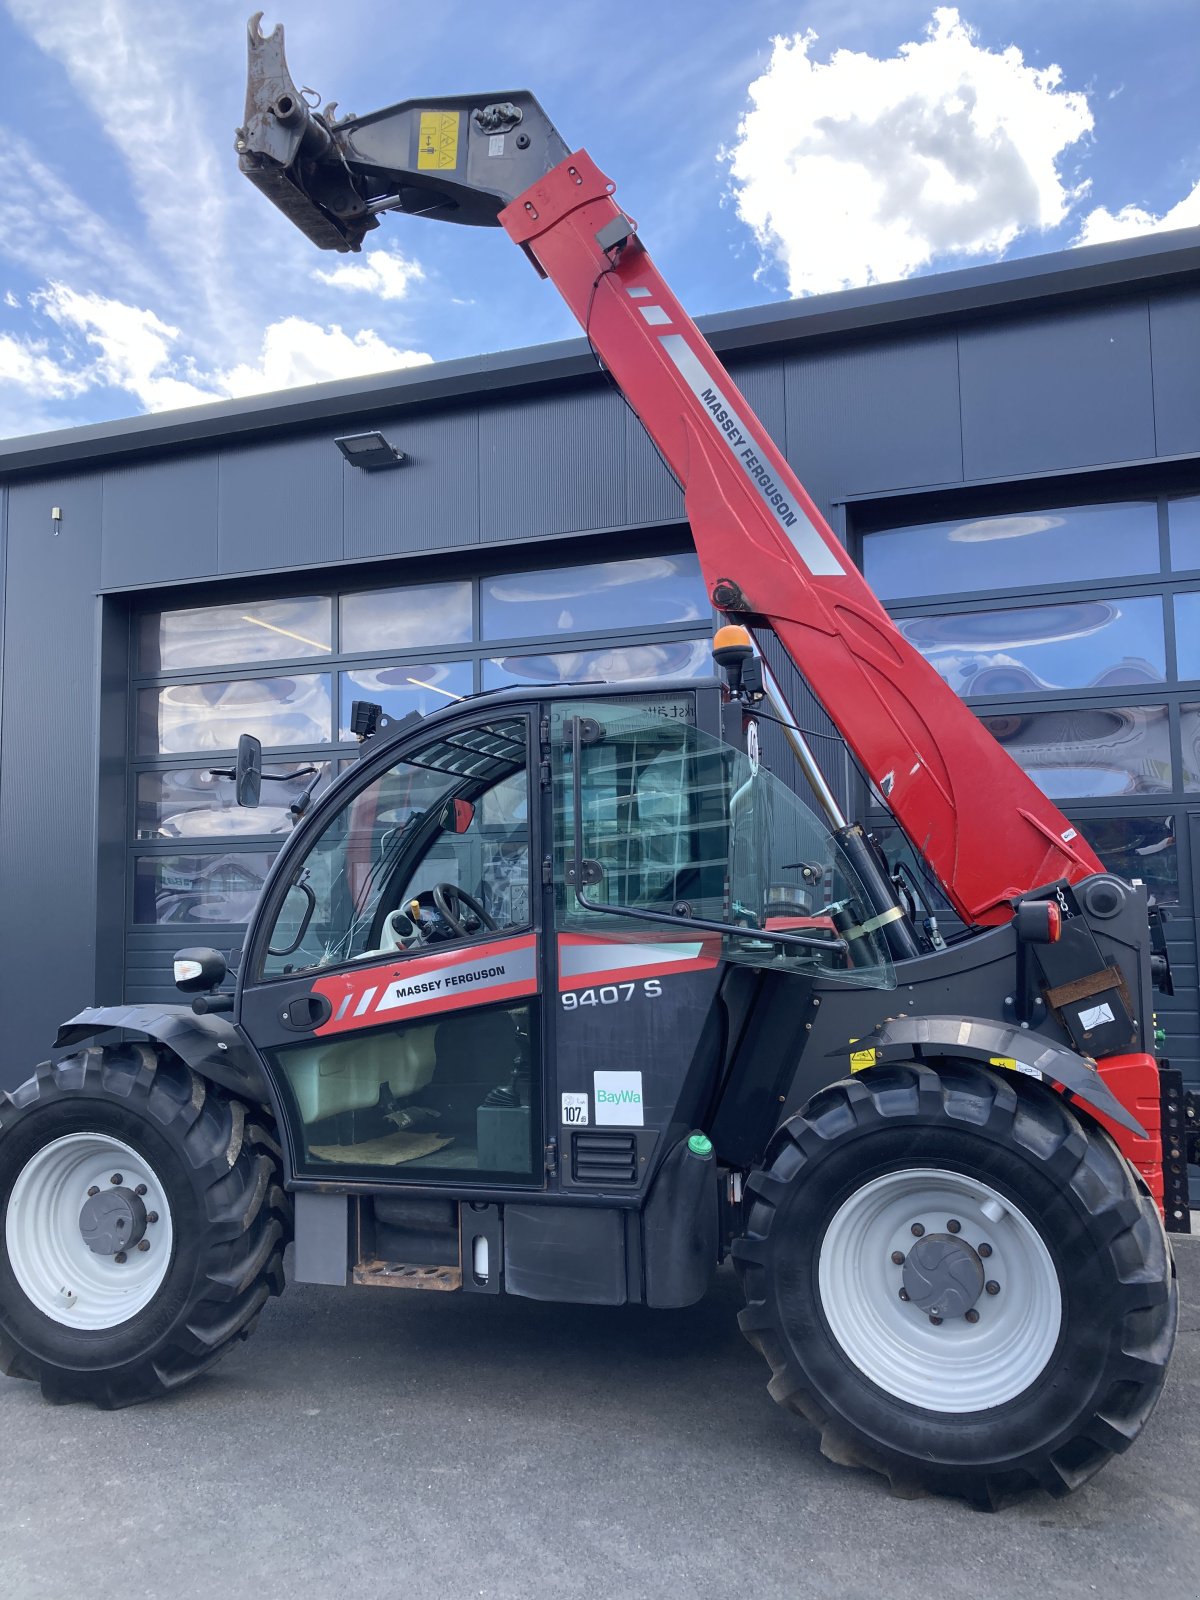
701, 386, 799, 530
388, 963, 507, 1003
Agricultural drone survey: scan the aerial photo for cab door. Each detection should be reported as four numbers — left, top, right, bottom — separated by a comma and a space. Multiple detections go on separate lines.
238, 712, 545, 1186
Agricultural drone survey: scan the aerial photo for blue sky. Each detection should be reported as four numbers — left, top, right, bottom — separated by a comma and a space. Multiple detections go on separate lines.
0, 0, 1196, 437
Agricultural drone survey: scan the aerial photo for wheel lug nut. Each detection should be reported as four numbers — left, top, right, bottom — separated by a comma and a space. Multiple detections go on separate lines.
910, 1223, 925, 1237
985, 1280, 1001, 1296
965, 1308, 980, 1324
135, 1184, 147, 1197
978, 1242, 992, 1258
947, 1218, 961, 1234
114, 1252, 127, 1264
929, 1313, 943, 1325
891, 1251, 905, 1265
86, 1185, 99, 1197
899, 1288, 910, 1301
137, 1240, 150, 1253
110, 1173, 123, 1186
147, 1212, 159, 1225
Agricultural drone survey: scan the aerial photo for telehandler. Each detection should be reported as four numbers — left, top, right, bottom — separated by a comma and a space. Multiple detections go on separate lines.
0, 16, 1184, 1507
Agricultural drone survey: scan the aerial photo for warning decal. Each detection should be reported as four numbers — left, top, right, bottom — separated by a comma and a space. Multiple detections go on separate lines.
418, 111, 460, 170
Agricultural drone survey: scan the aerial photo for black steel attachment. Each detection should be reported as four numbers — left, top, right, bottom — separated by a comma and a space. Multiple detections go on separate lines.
237, 13, 569, 250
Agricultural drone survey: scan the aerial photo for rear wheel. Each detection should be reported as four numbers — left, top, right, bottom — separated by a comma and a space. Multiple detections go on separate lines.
0, 1046, 290, 1407
733, 1060, 1177, 1507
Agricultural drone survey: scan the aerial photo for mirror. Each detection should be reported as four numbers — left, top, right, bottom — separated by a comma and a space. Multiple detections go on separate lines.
236, 733, 263, 808
173, 946, 228, 994
441, 797, 475, 835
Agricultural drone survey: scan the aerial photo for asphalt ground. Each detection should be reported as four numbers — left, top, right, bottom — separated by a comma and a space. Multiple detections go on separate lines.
3, 1236, 1199, 1600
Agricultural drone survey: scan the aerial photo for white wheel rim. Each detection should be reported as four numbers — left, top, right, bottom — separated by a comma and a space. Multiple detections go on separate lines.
817, 1168, 1062, 1413
5, 1133, 174, 1330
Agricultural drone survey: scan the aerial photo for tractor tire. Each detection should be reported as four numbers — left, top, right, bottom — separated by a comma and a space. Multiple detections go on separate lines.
732, 1060, 1177, 1508
0, 1045, 290, 1407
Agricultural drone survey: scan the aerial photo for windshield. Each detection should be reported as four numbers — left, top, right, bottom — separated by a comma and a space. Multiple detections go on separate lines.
552, 698, 895, 988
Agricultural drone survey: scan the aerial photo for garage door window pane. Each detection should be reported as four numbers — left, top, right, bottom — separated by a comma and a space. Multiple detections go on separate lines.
1179, 705, 1200, 790
1073, 816, 1178, 904
133, 852, 275, 924
863, 504, 1159, 601
979, 706, 1171, 798
341, 582, 472, 654
483, 638, 710, 689
339, 661, 474, 736
481, 555, 708, 639
139, 599, 331, 671
1168, 496, 1200, 571
136, 765, 333, 840
138, 676, 332, 754
897, 597, 1165, 696
1172, 594, 1200, 680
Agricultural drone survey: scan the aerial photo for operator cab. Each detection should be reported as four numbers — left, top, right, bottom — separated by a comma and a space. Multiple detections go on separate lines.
229, 683, 895, 1190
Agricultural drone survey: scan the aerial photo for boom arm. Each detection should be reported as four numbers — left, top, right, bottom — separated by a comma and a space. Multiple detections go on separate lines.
237, 16, 1104, 926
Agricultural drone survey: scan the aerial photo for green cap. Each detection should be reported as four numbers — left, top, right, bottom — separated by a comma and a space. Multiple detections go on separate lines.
687, 1132, 714, 1158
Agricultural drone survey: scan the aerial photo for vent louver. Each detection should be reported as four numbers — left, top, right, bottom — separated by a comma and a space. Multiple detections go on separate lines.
572, 1131, 637, 1184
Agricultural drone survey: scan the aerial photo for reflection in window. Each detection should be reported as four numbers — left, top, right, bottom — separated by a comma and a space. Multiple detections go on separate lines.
1073, 815, 1178, 904
138, 676, 332, 754
1178, 705, 1200, 791
339, 661, 474, 737
133, 852, 276, 924
1168, 496, 1200, 571
481, 554, 708, 639
1173, 594, 1200, 681
341, 582, 472, 654
863, 503, 1159, 601
483, 638, 710, 690
136, 765, 332, 840
979, 706, 1171, 798
139, 599, 331, 672
896, 597, 1165, 696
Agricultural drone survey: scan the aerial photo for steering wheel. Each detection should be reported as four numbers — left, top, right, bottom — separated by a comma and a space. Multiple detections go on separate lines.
432, 882, 498, 937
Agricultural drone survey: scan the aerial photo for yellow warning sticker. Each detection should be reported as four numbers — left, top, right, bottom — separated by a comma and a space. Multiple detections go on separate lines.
418, 111, 460, 170
989, 1055, 1017, 1072
849, 1048, 877, 1073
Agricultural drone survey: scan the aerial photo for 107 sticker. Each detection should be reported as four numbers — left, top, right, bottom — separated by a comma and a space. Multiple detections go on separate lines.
561, 979, 662, 1010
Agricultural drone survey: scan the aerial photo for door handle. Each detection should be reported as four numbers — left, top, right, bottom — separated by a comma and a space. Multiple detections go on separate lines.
279, 993, 333, 1032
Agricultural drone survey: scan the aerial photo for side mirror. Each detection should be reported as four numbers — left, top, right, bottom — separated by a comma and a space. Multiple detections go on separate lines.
441, 797, 475, 835
236, 733, 262, 808
173, 946, 228, 993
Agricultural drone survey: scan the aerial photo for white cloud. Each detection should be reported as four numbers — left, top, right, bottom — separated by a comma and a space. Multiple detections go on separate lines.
3, 0, 253, 345
725, 7, 1094, 295
3, 291, 18, 310
0, 331, 90, 398
216, 316, 431, 398
313, 246, 425, 302
37, 283, 219, 410
0, 283, 432, 419
1074, 177, 1200, 247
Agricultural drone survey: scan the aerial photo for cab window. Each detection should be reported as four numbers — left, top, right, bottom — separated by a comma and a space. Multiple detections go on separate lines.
259, 718, 530, 979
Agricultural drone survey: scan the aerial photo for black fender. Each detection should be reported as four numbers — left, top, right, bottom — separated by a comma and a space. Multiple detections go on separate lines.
833, 1014, 1146, 1138
55, 1004, 275, 1111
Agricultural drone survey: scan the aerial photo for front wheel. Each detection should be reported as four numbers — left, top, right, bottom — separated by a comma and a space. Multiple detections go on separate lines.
0, 1046, 290, 1407
733, 1061, 1177, 1507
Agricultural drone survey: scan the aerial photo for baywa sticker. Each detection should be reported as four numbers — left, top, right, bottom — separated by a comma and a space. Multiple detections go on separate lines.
594, 1071, 644, 1126
561, 1093, 589, 1127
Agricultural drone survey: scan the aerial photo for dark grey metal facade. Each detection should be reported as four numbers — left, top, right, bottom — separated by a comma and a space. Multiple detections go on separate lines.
0, 227, 1197, 1090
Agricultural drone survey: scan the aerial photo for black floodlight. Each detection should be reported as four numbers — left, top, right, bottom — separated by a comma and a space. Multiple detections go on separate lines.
334, 431, 407, 470
350, 699, 384, 740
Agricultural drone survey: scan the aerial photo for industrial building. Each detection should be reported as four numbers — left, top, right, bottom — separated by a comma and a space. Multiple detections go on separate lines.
0, 224, 1196, 1091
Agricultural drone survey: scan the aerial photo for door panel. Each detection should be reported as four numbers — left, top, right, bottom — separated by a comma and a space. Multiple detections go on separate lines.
238, 713, 544, 1184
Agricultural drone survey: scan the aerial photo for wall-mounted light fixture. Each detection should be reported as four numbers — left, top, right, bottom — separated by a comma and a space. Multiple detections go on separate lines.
334, 432, 408, 471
